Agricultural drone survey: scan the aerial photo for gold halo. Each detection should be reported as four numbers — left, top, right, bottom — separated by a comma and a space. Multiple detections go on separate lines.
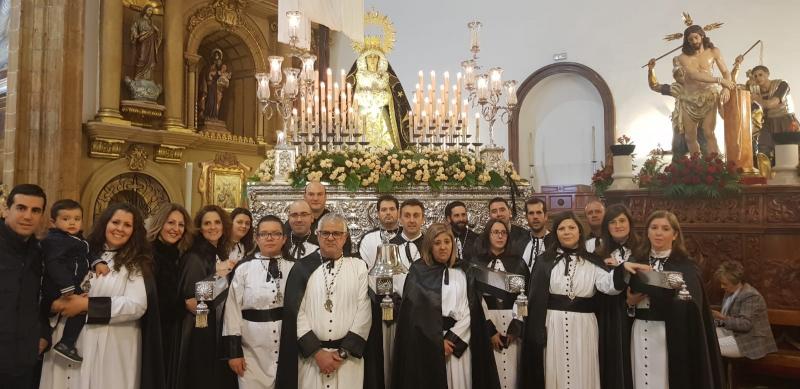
352, 10, 396, 54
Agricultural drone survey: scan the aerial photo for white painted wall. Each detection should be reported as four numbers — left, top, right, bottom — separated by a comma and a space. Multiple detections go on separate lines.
330, 0, 800, 182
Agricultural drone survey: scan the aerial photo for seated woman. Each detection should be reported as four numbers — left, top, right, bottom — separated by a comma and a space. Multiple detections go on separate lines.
712, 260, 777, 359
392, 223, 499, 389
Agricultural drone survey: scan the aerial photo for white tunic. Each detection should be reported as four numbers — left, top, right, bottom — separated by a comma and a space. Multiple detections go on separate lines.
223, 255, 295, 389
608, 246, 632, 266
368, 272, 407, 388
288, 238, 319, 261
442, 267, 472, 389
230, 242, 247, 263
522, 233, 549, 272
39, 253, 147, 389
297, 257, 372, 389
394, 233, 422, 270
482, 259, 522, 389
631, 250, 671, 389
544, 253, 622, 389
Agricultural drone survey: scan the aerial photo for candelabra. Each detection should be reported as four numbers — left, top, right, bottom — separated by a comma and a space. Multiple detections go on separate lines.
460, 20, 518, 147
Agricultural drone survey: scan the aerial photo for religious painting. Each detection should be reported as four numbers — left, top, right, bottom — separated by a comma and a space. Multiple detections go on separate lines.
198, 153, 251, 211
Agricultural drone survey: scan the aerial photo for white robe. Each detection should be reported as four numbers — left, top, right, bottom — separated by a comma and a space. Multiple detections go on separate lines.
544, 254, 622, 389
482, 259, 521, 389
393, 233, 421, 270
522, 233, 549, 272
223, 255, 295, 389
39, 253, 147, 389
297, 257, 372, 389
229, 242, 247, 263
443, 267, 472, 389
368, 269, 407, 388
631, 250, 671, 389
358, 229, 398, 269
608, 246, 632, 266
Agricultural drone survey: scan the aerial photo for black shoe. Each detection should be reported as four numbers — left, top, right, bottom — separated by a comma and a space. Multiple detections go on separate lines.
53, 342, 83, 363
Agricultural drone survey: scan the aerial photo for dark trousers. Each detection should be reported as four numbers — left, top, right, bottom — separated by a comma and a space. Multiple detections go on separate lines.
0, 368, 34, 389
59, 313, 86, 348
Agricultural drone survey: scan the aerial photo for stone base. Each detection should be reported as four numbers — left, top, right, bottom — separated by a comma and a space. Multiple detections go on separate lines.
768, 143, 800, 185
120, 100, 165, 129
202, 119, 230, 133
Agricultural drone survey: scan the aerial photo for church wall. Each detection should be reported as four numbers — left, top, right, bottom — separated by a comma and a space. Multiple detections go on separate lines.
331, 0, 800, 175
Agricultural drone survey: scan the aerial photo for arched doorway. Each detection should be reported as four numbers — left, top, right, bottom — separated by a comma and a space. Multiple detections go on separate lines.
94, 172, 170, 221
510, 62, 615, 179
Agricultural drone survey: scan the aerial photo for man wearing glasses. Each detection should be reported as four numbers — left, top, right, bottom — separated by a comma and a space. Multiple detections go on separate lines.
286, 200, 319, 260
277, 214, 371, 389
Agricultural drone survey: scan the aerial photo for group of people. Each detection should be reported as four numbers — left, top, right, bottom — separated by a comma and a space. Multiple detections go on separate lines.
0, 182, 777, 389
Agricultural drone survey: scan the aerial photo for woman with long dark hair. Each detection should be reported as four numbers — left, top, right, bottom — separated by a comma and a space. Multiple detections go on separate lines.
41, 203, 164, 389
472, 218, 528, 389
172, 205, 236, 389
625, 210, 723, 389
393, 223, 499, 389
229, 207, 254, 262
521, 211, 647, 389
595, 204, 639, 267
146, 203, 192, 386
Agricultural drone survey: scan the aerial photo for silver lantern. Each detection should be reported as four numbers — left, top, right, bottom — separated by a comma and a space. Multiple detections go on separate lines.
194, 280, 214, 328
369, 243, 408, 321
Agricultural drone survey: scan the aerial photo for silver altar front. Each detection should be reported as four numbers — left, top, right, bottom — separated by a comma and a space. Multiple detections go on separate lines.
247, 183, 531, 240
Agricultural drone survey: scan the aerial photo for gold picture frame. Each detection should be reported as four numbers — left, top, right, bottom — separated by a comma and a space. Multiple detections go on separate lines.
198, 153, 251, 212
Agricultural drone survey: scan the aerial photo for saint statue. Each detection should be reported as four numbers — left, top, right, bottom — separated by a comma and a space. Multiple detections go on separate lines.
124, 4, 163, 101
345, 11, 411, 149
199, 48, 232, 124
130, 5, 162, 81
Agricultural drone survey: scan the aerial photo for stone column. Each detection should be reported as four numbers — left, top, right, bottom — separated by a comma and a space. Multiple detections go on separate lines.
94, 0, 124, 122
184, 54, 201, 131
769, 144, 800, 185
163, 0, 187, 131
608, 154, 637, 190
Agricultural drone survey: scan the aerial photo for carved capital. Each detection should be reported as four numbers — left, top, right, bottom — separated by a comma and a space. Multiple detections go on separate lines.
185, 53, 202, 72
155, 144, 185, 164
89, 137, 126, 159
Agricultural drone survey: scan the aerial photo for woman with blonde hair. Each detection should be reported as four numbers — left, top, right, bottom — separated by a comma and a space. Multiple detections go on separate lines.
625, 210, 724, 389
392, 223, 499, 389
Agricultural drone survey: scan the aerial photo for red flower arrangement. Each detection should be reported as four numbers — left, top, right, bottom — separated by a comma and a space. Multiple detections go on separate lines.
651, 152, 742, 198
592, 162, 614, 197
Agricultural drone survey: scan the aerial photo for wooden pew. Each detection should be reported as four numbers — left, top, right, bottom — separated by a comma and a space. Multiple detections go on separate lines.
728, 309, 800, 388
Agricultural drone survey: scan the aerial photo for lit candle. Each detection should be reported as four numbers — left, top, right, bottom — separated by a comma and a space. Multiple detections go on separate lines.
418, 70, 424, 90
268, 56, 283, 84
430, 71, 436, 93
475, 112, 481, 143
291, 108, 298, 142
341, 92, 347, 129
476, 75, 490, 101
334, 108, 341, 139
333, 82, 339, 116
340, 69, 346, 91
443, 71, 450, 107
321, 106, 327, 137
320, 81, 327, 122
326, 68, 332, 92
489, 67, 503, 93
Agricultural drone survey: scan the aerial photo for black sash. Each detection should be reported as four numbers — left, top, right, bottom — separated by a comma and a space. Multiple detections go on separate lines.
546, 295, 595, 313
633, 308, 666, 322
242, 307, 284, 322
320, 338, 343, 349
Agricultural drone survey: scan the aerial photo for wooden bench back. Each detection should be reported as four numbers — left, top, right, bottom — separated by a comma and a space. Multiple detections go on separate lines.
768, 309, 800, 327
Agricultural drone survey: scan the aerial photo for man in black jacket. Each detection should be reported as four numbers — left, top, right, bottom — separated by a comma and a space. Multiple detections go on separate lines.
0, 184, 49, 388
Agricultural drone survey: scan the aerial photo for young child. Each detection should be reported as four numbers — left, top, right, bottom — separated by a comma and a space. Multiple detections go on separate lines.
41, 199, 109, 362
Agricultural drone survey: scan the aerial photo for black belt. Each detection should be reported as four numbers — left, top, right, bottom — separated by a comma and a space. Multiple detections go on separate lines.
547, 295, 595, 313
320, 338, 343, 349
242, 308, 283, 322
484, 295, 516, 310
634, 308, 666, 322
443, 316, 456, 331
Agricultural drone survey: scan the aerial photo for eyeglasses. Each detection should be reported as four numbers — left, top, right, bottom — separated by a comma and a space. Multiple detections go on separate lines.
490, 230, 508, 236
318, 230, 347, 239
256, 231, 284, 239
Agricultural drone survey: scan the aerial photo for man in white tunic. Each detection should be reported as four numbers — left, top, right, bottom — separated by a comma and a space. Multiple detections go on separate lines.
521, 198, 554, 273
276, 213, 371, 389
222, 215, 295, 389
358, 194, 401, 269
286, 201, 319, 260
389, 199, 425, 269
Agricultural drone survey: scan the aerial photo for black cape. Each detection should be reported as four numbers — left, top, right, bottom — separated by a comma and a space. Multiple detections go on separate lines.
519, 249, 626, 389
275, 252, 372, 389
626, 254, 725, 389
392, 260, 500, 389
169, 239, 236, 389
471, 252, 530, 344
85, 269, 165, 389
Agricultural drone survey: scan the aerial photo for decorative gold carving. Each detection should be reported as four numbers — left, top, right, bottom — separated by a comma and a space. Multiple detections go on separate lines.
126, 144, 149, 171
352, 10, 396, 54
94, 172, 170, 220
187, 0, 249, 32
198, 130, 257, 144
155, 144, 185, 164
198, 153, 251, 211
120, 100, 166, 129
89, 137, 126, 159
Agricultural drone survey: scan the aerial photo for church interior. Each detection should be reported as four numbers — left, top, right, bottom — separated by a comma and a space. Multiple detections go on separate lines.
1, 0, 798, 387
